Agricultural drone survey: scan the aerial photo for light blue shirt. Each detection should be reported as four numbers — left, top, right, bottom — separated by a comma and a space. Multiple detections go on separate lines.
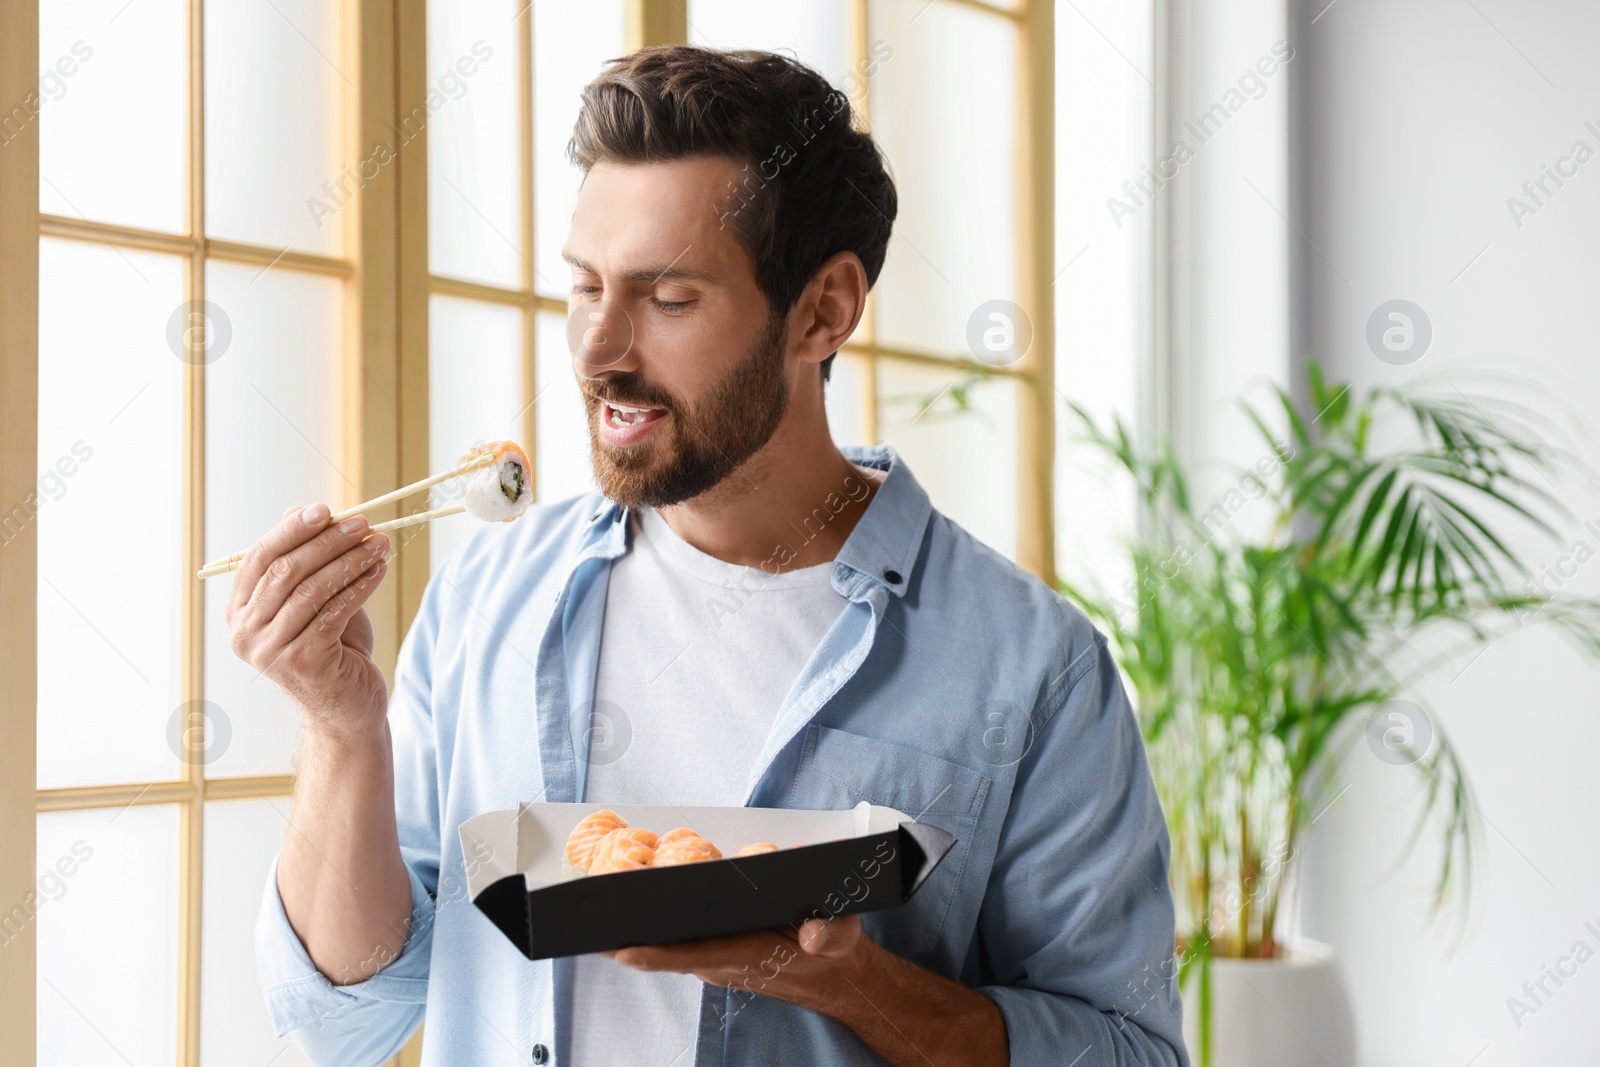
256, 445, 1188, 1067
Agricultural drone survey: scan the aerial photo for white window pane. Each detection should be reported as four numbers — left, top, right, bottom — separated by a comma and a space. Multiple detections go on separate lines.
204, 263, 346, 778
39, 0, 186, 232
688, 0, 851, 85
428, 0, 523, 287
37, 805, 179, 1067
202, 798, 314, 1067
429, 295, 525, 572
535, 311, 599, 506
1055, 0, 1149, 591
825, 351, 871, 450
533, 0, 626, 297
869, 0, 1018, 356
877, 358, 1016, 559
205, 0, 343, 255
36, 239, 184, 790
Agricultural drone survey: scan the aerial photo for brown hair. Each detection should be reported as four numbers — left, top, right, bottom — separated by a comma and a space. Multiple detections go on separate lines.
568, 45, 898, 382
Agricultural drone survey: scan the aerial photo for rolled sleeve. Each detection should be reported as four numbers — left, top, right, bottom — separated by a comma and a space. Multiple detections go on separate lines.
255, 851, 435, 1056
976, 630, 1189, 1067
253, 555, 451, 1064
979, 984, 1180, 1067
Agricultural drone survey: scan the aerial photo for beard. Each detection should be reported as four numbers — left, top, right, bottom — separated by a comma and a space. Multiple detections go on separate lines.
581, 311, 790, 509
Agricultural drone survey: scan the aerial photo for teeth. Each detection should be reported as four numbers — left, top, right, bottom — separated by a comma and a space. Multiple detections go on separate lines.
605, 401, 660, 429
605, 403, 651, 428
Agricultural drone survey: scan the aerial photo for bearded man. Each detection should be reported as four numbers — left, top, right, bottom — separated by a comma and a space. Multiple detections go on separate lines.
234, 45, 1187, 1067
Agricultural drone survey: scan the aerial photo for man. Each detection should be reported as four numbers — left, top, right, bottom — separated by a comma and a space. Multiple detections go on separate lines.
241, 46, 1186, 1067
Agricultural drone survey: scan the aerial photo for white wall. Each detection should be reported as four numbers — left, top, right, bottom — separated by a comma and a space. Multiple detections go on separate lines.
1287, 2, 1600, 1064
1161, 0, 1292, 531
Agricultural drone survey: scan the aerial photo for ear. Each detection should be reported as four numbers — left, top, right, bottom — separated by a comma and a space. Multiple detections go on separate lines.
789, 251, 868, 370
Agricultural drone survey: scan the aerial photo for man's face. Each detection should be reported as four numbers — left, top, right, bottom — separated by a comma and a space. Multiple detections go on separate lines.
564, 157, 790, 509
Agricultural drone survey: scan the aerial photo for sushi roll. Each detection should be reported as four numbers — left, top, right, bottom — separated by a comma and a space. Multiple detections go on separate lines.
460, 441, 532, 523
564, 809, 628, 873
588, 827, 659, 875
735, 842, 780, 857
653, 828, 723, 867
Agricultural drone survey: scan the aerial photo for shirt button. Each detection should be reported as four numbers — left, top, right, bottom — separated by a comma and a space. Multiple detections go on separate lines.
532, 1043, 549, 1064
884, 569, 903, 584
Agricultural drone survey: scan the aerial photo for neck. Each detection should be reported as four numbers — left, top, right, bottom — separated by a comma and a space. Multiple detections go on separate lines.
656, 388, 883, 571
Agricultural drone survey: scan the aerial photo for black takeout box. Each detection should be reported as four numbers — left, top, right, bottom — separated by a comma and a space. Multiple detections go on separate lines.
457, 800, 957, 960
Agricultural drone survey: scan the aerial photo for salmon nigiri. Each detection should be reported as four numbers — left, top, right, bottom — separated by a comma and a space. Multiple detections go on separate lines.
653, 828, 723, 867
564, 809, 628, 872
588, 827, 660, 875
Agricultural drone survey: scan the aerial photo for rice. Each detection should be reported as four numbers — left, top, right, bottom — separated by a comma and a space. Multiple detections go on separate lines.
460, 442, 532, 522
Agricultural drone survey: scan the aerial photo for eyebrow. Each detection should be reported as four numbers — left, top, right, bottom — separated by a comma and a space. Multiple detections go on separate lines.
560, 249, 715, 285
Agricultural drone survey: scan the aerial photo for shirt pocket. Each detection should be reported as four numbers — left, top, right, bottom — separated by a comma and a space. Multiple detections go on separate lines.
783, 722, 991, 972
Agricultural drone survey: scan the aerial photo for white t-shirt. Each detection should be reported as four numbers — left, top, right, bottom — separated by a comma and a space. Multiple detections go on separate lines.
569, 507, 847, 1066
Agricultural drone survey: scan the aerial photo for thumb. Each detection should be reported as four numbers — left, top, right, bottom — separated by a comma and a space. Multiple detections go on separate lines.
797, 915, 862, 958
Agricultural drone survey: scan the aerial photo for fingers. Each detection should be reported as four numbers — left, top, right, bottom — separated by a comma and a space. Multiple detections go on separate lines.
228, 503, 335, 618
608, 936, 731, 973
302, 554, 388, 650
243, 515, 382, 625
259, 533, 391, 651
253, 558, 388, 720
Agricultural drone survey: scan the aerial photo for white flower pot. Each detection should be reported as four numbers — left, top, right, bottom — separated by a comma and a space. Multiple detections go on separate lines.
1180, 938, 1358, 1067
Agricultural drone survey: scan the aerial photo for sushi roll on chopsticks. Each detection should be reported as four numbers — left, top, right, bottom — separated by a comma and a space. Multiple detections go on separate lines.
459, 440, 533, 522
196, 440, 533, 579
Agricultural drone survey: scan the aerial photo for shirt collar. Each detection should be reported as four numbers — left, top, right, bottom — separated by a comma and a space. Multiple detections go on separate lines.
582, 495, 632, 560
581, 444, 933, 598
833, 444, 932, 597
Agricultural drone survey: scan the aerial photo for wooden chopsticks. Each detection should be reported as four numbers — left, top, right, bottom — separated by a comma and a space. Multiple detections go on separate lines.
195, 453, 493, 580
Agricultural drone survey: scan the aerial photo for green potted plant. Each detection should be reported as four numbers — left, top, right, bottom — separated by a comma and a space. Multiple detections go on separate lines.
1056, 364, 1600, 1066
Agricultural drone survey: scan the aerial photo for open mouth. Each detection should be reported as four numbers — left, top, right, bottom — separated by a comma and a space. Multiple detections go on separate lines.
598, 399, 670, 445
603, 400, 667, 427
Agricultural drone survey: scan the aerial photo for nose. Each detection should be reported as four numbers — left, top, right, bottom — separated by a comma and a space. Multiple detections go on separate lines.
568, 298, 637, 377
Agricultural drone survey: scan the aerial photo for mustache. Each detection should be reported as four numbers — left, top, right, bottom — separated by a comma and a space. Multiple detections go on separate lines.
581, 375, 677, 412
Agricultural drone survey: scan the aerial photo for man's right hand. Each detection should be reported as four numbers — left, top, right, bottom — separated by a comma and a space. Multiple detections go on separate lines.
223, 502, 392, 741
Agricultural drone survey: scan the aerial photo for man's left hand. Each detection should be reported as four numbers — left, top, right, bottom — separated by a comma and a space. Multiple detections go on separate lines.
601, 915, 863, 1014
602, 914, 1007, 1066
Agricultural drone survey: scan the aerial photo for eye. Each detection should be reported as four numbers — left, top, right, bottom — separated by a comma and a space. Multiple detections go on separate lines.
571, 285, 600, 298
648, 297, 690, 313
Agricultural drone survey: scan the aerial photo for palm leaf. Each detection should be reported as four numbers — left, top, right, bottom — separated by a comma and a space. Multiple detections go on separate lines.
1058, 360, 1600, 971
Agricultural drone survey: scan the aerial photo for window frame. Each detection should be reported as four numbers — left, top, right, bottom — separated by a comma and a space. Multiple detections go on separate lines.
1, 0, 42, 1059
3, 1, 1057, 1064
19, 0, 405, 1063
